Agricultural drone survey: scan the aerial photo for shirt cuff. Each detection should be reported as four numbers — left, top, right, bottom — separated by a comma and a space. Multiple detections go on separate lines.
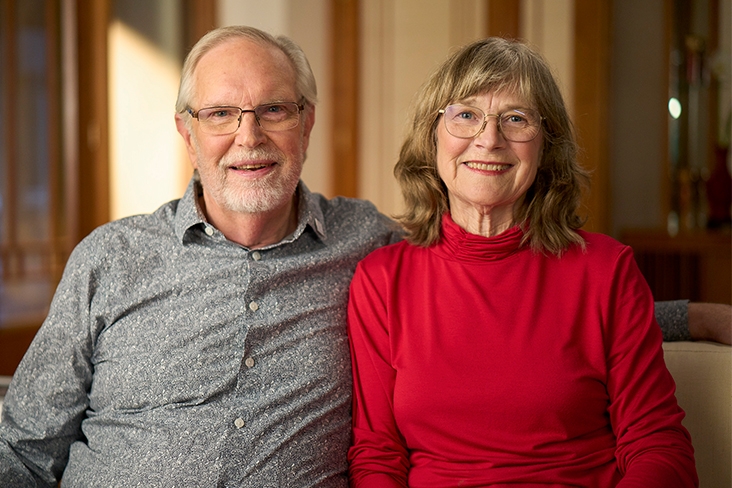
655, 299, 691, 342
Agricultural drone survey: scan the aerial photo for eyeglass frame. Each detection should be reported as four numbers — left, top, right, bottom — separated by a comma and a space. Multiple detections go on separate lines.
185, 99, 306, 135
437, 104, 544, 142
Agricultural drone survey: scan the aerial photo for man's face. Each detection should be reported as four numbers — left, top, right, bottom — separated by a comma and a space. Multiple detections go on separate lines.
175, 38, 314, 217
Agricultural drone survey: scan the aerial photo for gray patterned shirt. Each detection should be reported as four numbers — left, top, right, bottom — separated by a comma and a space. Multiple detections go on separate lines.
655, 299, 691, 341
0, 180, 400, 487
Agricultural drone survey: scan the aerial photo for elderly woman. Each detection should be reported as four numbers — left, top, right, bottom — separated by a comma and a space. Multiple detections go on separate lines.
346, 38, 697, 487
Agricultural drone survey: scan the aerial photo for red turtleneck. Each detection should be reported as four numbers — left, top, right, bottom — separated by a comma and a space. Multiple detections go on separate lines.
347, 214, 697, 487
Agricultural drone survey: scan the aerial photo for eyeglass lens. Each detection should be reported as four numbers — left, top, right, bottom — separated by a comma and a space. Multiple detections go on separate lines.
194, 102, 302, 135
442, 104, 541, 142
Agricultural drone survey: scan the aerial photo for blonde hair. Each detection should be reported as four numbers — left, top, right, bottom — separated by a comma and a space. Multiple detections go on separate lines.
394, 37, 589, 255
175, 26, 317, 119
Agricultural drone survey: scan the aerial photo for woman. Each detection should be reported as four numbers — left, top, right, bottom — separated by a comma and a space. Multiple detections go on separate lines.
347, 38, 697, 487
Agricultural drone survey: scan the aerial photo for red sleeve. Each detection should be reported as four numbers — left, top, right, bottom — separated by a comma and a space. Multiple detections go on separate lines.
347, 258, 410, 487
605, 246, 698, 487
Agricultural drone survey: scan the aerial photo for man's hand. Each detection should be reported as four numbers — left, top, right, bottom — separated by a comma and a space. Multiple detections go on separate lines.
688, 302, 732, 345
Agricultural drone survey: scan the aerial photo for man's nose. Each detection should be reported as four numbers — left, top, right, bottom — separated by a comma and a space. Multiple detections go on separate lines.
234, 111, 267, 147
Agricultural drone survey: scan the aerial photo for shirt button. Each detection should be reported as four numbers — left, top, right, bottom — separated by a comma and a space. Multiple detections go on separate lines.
251, 251, 262, 261
234, 418, 245, 429
204, 226, 214, 236
249, 301, 259, 312
245, 357, 255, 368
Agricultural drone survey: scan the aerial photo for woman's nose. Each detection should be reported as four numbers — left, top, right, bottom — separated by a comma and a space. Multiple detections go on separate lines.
472, 115, 505, 147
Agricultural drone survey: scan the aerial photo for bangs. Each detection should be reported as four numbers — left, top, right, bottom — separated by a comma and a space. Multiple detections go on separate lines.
436, 42, 536, 109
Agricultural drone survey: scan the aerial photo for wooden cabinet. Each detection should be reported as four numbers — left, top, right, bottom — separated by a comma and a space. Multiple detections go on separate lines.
621, 229, 732, 305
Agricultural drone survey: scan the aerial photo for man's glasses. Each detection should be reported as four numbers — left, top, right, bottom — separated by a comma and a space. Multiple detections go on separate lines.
186, 101, 305, 135
438, 104, 543, 142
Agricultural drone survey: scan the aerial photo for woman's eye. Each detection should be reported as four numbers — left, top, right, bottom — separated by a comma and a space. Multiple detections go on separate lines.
503, 112, 528, 125
457, 111, 478, 121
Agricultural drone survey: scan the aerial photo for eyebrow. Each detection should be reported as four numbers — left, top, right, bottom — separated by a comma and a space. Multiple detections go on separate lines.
455, 100, 533, 112
200, 100, 293, 108
196, 96, 299, 109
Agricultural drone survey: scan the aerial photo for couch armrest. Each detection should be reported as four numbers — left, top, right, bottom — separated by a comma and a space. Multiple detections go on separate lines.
663, 341, 731, 487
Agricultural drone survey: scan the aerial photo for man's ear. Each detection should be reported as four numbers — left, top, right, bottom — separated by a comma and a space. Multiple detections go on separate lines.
175, 113, 198, 170
300, 105, 316, 153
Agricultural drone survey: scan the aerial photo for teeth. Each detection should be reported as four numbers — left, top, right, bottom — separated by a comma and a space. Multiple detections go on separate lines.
465, 162, 508, 171
234, 164, 268, 171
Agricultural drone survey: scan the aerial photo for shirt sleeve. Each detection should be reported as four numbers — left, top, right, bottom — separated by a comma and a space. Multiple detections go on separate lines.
604, 248, 697, 487
654, 300, 691, 342
347, 260, 410, 487
0, 243, 97, 487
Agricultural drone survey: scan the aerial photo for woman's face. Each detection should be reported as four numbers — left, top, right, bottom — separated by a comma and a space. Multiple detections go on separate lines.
436, 90, 543, 231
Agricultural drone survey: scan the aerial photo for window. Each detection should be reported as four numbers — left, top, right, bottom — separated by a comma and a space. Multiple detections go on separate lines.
0, 0, 67, 344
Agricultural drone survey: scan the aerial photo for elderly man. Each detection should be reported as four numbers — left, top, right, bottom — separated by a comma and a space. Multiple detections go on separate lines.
0, 25, 725, 487
0, 26, 399, 487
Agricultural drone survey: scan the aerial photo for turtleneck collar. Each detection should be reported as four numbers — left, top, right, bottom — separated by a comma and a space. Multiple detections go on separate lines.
432, 213, 525, 263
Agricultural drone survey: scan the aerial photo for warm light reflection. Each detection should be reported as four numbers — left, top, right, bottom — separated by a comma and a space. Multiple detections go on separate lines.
108, 21, 191, 220
668, 97, 682, 119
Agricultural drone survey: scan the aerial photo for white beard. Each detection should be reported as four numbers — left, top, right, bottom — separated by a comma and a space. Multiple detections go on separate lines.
194, 142, 303, 215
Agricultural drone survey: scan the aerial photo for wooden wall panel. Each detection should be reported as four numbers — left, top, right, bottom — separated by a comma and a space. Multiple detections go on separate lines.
184, 0, 217, 52
330, 0, 359, 198
76, 0, 110, 242
1, 0, 19, 258
573, 0, 612, 234
486, 0, 520, 39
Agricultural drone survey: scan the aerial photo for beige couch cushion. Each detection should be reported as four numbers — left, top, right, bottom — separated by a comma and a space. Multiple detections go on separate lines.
663, 341, 731, 487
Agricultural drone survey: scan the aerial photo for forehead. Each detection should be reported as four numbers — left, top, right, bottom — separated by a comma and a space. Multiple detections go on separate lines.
192, 38, 298, 105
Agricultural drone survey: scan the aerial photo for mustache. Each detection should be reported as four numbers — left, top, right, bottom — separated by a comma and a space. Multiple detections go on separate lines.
218, 148, 284, 167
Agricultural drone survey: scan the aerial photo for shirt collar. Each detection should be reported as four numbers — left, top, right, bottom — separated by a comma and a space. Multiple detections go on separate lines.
292, 181, 327, 241
174, 177, 327, 245
434, 212, 524, 262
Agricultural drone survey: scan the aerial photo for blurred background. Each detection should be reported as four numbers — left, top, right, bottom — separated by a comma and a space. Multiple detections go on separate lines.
0, 0, 730, 375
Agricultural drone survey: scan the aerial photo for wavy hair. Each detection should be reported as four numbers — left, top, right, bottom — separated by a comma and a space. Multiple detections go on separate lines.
394, 37, 589, 255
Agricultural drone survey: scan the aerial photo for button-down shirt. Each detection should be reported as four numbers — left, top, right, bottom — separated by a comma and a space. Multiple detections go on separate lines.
0, 179, 401, 487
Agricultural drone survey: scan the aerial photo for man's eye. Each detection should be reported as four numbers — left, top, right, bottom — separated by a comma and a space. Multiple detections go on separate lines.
199, 108, 238, 122
209, 109, 236, 119
262, 104, 296, 115
258, 104, 295, 121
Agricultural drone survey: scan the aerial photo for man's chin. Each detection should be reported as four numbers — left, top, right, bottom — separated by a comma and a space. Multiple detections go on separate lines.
222, 186, 294, 214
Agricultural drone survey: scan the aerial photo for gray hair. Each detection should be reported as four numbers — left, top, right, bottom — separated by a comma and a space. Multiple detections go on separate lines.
175, 25, 318, 116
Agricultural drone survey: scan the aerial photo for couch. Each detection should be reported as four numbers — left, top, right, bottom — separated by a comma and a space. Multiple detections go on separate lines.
663, 341, 731, 487
0, 346, 728, 485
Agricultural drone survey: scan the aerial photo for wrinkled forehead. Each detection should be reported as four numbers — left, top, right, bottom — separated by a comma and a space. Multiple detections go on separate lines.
191, 38, 298, 102
198, 38, 293, 77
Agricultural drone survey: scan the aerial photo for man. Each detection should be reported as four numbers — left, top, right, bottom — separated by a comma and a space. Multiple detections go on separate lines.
0, 25, 726, 487
1, 26, 398, 487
